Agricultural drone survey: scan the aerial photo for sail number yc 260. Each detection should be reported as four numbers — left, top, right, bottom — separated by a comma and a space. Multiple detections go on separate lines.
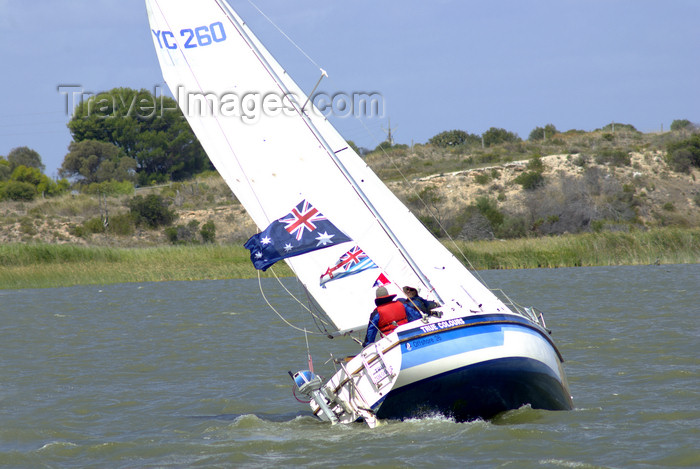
152, 22, 227, 50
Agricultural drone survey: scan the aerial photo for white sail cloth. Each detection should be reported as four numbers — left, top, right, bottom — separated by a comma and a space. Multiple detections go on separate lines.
145, 0, 512, 332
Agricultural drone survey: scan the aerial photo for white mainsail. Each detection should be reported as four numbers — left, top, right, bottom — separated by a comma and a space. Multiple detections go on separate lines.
145, 0, 512, 332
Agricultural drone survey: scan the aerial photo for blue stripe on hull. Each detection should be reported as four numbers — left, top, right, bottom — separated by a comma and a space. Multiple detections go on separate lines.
401, 324, 505, 369
375, 357, 573, 422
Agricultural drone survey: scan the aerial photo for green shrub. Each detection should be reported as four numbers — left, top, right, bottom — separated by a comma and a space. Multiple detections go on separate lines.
475, 196, 504, 227
595, 149, 631, 166
473, 173, 491, 185
83, 217, 106, 234
0, 160, 11, 181
108, 213, 134, 236
573, 154, 588, 167
494, 215, 527, 239
164, 220, 201, 244
2, 181, 36, 201
200, 220, 216, 243
128, 194, 177, 228
428, 129, 480, 147
526, 154, 545, 171
598, 123, 639, 133
482, 127, 520, 147
667, 149, 694, 173
666, 134, 700, 172
81, 180, 135, 196
69, 224, 87, 238
528, 124, 559, 141
164, 226, 179, 244
514, 171, 545, 190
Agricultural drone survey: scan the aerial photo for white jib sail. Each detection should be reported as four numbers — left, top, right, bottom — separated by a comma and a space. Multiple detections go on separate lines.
145, 0, 513, 332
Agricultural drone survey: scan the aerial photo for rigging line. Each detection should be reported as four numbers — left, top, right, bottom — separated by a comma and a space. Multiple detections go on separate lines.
297, 277, 333, 335
268, 266, 332, 330
355, 118, 491, 288
256, 270, 324, 335
244, 0, 323, 71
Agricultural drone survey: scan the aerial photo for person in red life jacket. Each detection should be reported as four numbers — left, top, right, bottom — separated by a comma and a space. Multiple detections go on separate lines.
362, 286, 422, 347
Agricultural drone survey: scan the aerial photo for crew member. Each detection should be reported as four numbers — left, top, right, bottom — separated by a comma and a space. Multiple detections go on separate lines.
401, 285, 441, 316
362, 286, 421, 347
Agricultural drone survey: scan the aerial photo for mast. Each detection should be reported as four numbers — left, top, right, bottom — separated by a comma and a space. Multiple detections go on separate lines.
214, 0, 443, 304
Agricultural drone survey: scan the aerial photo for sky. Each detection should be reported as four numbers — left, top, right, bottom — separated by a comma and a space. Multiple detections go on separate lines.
1, 0, 698, 178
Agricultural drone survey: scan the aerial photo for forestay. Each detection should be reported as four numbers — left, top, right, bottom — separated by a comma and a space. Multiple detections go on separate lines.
145, 0, 513, 332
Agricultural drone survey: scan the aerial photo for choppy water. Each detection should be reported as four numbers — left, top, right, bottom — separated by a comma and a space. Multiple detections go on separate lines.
0, 264, 698, 468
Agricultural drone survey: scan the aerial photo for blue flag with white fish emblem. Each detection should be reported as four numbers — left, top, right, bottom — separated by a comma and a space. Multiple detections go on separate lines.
244, 199, 352, 271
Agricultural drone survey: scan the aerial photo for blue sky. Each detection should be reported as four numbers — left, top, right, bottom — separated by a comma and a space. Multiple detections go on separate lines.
1, 0, 698, 177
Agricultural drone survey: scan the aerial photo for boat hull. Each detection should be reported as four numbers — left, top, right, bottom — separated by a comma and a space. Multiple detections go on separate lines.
311, 314, 572, 425
376, 356, 571, 421
376, 313, 573, 421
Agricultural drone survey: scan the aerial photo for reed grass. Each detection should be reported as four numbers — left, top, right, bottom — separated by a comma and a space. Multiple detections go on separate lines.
450, 227, 700, 270
1, 228, 698, 289
0, 244, 291, 290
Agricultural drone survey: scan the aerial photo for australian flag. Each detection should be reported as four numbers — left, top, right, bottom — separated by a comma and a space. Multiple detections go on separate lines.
244, 199, 351, 271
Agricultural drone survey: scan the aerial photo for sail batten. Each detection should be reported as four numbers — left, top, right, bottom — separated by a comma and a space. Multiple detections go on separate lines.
145, 0, 512, 332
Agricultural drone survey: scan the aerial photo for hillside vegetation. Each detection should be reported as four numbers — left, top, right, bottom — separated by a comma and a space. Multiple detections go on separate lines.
2, 124, 699, 250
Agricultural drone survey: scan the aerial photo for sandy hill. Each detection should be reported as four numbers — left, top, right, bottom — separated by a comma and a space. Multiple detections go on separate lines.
1, 148, 698, 246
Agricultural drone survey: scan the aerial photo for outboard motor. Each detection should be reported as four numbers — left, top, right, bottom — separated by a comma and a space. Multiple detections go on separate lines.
291, 370, 322, 395
289, 370, 338, 424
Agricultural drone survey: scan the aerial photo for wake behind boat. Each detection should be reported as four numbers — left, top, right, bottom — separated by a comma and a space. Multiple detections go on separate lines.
145, 0, 572, 427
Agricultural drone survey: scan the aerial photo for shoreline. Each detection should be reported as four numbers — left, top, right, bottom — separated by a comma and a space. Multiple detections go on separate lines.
1, 227, 698, 290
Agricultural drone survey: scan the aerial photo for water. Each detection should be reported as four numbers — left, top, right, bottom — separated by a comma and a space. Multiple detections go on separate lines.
1, 265, 698, 468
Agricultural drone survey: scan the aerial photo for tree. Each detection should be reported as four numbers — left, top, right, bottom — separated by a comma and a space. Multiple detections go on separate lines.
481, 127, 520, 147
428, 130, 480, 147
60, 139, 136, 184
528, 124, 559, 141
670, 119, 695, 132
7, 146, 45, 172
68, 87, 210, 184
11, 165, 43, 186
0, 158, 11, 181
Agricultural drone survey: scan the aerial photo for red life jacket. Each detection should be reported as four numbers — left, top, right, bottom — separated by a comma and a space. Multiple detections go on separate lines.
376, 301, 408, 335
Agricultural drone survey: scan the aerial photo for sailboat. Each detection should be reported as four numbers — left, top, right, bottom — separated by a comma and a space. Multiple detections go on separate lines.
145, 0, 573, 427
